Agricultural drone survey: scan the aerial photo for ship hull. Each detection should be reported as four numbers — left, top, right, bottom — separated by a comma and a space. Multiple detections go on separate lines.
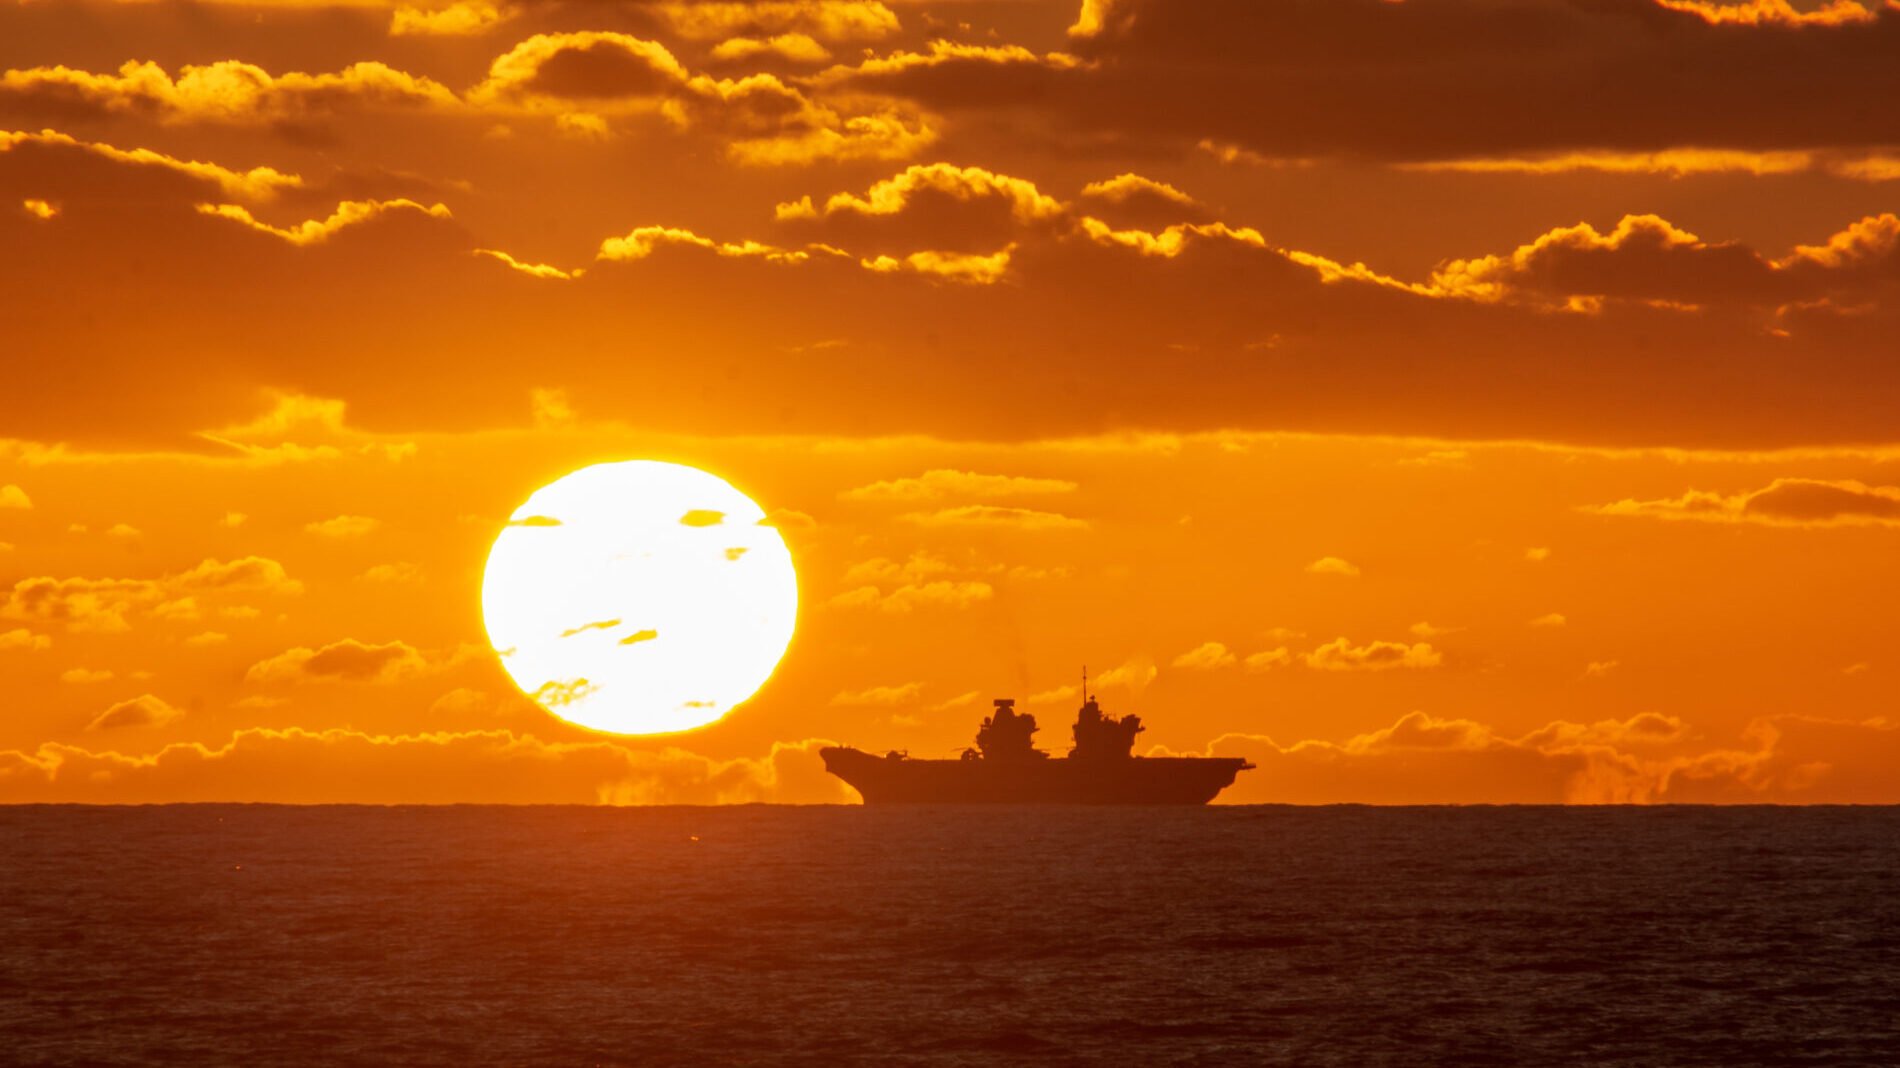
820, 747, 1251, 805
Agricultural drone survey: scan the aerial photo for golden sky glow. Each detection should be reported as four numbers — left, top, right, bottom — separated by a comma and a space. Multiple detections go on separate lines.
3, 0, 1899, 803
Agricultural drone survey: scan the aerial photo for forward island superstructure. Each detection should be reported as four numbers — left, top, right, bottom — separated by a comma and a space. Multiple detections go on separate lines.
820, 692, 1253, 805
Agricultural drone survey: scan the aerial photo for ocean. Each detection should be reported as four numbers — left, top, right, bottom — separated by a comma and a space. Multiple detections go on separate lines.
2, 805, 1896, 1066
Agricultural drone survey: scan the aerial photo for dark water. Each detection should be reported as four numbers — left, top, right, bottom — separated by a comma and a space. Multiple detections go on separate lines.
2, 806, 1897, 1066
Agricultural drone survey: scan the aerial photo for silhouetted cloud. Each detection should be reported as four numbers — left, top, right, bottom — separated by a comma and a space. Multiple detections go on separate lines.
1303, 637, 1442, 671
1, 129, 302, 200
0, 728, 855, 804
390, 0, 507, 36
0, 59, 458, 124
827, 580, 992, 612
841, 0, 1900, 161
1596, 478, 1900, 526
829, 681, 922, 706
900, 505, 1087, 530
199, 199, 453, 246
839, 468, 1076, 501
0, 628, 51, 651
245, 637, 432, 684
87, 693, 183, 731
1171, 641, 1236, 670
3, 557, 299, 633
1192, 710, 1900, 804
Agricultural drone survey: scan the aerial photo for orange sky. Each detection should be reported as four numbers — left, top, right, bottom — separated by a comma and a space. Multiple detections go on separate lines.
3, 0, 1899, 804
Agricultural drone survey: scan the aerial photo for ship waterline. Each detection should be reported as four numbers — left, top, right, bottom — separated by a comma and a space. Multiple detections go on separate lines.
821, 694, 1254, 805
819, 747, 1252, 805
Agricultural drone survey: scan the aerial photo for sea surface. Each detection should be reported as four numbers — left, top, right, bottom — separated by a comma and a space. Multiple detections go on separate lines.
2, 805, 1896, 1066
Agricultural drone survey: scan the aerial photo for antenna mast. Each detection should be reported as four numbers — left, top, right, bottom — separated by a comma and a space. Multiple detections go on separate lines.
1082, 664, 1088, 701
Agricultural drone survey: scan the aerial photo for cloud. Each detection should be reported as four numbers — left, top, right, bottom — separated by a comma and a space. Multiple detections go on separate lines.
1652, 0, 1880, 27
779, 163, 1065, 226
1391, 148, 1900, 181
175, 556, 303, 594
87, 694, 184, 731
1, 129, 302, 201
1032, 655, 1155, 705
245, 638, 433, 684
709, 35, 832, 64
1080, 173, 1198, 208
357, 562, 422, 584
4, 576, 162, 633
475, 248, 582, 280
0, 558, 296, 634
554, 111, 612, 139
1303, 637, 1442, 672
1595, 478, 1900, 527
430, 687, 498, 717
11, 125, 1899, 453
0, 484, 28, 509
197, 199, 453, 247
596, 225, 808, 264
467, 31, 931, 164
0, 34, 929, 163
469, 31, 692, 104
22, 198, 56, 219
185, 631, 229, 647
760, 508, 817, 529
1192, 710, 1900, 804
1171, 641, 1236, 671
0, 628, 51, 651
652, 1, 901, 41
826, 580, 993, 612
1429, 214, 1766, 309
390, 0, 507, 36
816, 40, 1083, 90
304, 514, 382, 537
152, 598, 198, 622
60, 668, 113, 684
1243, 647, 1292, 672
858, 246, 1014, 284
1027, 685, 1080, 705
840, 552, 951, 586
1095, 656, 1158, 693
856, 0, 1900, 163
839, 469, 1077, 502
1430, 213, 1900, 312
1304, 556, 1360, 577
0, 728, 855, 804
829, 681, 923, 706
1530, 613, 1568, 628
0, 60, 458, 124
900, 505, 1088, 531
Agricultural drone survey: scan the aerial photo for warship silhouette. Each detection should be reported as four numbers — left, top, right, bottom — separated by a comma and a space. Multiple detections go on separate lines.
821, 679, 1253, 805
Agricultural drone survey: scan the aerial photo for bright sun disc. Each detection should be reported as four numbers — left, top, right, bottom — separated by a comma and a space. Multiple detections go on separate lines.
481, 461, 798, 735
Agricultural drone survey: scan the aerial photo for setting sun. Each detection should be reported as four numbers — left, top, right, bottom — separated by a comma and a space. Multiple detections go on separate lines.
481, 461, 798, 735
